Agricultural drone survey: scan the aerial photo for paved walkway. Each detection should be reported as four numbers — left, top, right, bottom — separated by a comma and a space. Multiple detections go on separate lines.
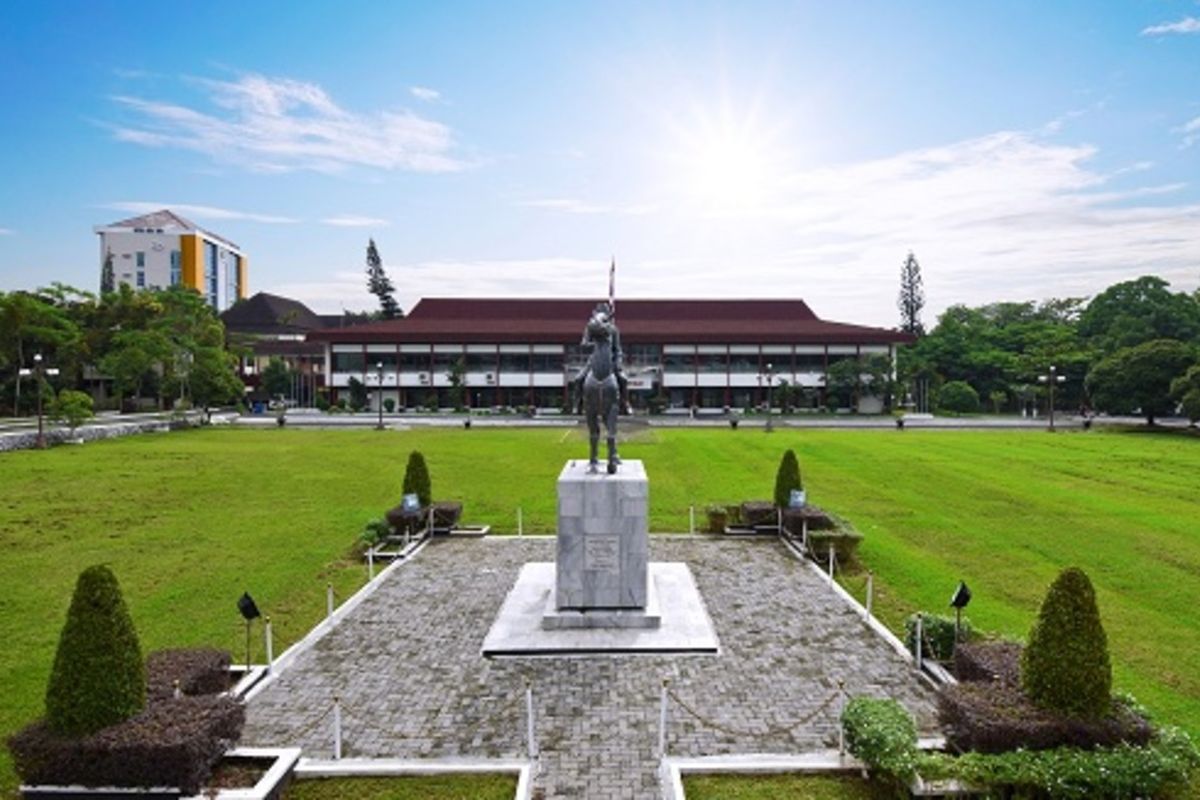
244, 537, 939, 798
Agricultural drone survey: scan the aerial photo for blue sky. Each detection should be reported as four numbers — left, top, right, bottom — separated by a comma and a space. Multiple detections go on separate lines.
0, 1, 1198, 326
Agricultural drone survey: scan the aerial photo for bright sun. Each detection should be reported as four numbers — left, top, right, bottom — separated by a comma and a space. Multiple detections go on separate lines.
665, 106, 788, 213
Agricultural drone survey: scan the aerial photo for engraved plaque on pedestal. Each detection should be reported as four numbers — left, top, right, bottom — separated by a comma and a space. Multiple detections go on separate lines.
555, 459, 648, 610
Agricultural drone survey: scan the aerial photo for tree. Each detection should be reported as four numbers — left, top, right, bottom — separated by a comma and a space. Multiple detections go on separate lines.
447, 356, 466, 411
189, 347, 244, 416
100, 249, 115, 295
1170, 364, 1200, 425
261, 357, 292, 400
365, 239, 401, 320
45, 565, 145, 735
1085, 339, 1196, 425
1078, 276, 1200, 355
51, 389, 94, 434
897, 251, 925, 336
826, 354, 891, 411
773, 449, 802, 508
402, 450, 432, 507
348, 376, 368, 411
1021, 567, 1111, 718
938, 380, 980, 413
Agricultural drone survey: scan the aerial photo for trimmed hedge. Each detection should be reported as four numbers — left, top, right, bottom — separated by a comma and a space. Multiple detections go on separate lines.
146, 648, 232, 701
402, 451, 432, 508
954, 640, 1023, 685
1022, 567, 1112, 718
904, 613, 972, 662
45, 565, 145, 736
939, 679, 1154, 754
773, 449, 802, 508
842, 697, 920, 781
9, 695, 245, 794
740, 500, 776, 527
921, 728, 1200, 800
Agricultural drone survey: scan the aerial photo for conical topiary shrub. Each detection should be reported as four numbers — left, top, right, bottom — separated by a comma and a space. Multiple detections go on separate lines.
1021, 567, 1112, 717
45, 565, 145, 735
774, 449, 803, 508
402, 451, 432, 507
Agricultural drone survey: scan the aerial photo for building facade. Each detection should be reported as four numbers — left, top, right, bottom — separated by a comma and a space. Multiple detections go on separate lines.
94, 209, 248, 311
310, 298, 913, 412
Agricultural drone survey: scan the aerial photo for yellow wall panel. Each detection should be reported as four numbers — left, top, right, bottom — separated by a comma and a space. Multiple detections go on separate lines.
179, 234, 203, 292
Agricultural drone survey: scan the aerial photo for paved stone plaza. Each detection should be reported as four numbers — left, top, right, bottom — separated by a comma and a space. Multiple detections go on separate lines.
244, 537, 939, 798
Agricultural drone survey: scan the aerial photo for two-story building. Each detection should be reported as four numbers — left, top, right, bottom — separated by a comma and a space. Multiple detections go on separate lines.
309, 297, 913, 412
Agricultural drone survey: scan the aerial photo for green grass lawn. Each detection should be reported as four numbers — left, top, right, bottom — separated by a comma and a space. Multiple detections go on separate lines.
0, 425, 1198, 797
282, 774, 517, 800
683, 772, 897, 799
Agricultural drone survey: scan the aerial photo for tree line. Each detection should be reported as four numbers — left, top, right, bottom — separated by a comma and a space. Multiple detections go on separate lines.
0, 284, 243, 417
897, 266, 1200, 424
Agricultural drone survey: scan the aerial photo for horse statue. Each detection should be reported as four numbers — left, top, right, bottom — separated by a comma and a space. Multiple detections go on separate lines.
579, 303, 621, 474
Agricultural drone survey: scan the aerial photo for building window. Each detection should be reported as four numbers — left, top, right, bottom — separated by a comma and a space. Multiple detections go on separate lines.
332, 352, 366, 372
400, 352, 431, 372
136, 252, 145, 268
204, 242, 219, 308
499, 352, 531, 373
136, 271, 145, 288
226, 255, 240, 308
169, 251, 181, 286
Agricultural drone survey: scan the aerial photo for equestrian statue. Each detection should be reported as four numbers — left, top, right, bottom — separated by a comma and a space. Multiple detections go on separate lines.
577, 302, 623, 474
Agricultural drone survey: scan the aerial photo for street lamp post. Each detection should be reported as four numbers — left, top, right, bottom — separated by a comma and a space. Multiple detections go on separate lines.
1037, 365, 1067, 432
375, 361, 385, 431
18, 353, 60, 449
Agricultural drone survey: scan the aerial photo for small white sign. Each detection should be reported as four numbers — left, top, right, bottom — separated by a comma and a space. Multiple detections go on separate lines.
789, 489, 807, 508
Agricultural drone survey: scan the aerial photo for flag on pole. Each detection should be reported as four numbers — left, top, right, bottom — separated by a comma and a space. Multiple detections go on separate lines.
608, 257, 616, 318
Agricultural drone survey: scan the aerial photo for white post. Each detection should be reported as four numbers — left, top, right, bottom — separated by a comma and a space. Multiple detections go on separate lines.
517, 507, 524, 537
264, 616, 274, 672
428, 505, 435, 536
688, 505, 695, 535
837, 679, 847, 757
367, 547, 375, 581
658, 679, 670, 758
865, 571, 874, 621
525, 679, 537, 759
333, 695, 342, 760
828, 548, 835, 580
173, 679, 181, 700
326, 582, 334, 620
404, 524, 410, 550
801, 517, 808, 550
915, 613, 924, 671
777, 507, 783, 536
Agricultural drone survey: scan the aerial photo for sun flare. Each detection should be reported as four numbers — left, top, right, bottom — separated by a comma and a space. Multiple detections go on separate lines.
666, 107, 788, 212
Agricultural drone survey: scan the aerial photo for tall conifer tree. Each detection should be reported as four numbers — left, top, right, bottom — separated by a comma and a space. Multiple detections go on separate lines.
898, 251, 925, 336
365, 239, 401, 319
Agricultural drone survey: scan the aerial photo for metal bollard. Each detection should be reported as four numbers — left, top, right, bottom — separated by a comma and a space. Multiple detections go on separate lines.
777, 507, 783, 536
838, 679, 847, 757
517, 507, 524, 537
914, 613, 924, 671
801, 517, 808, 550
173, 679, 182, 700
658, 678, 670, 758
326, 582, 334, 620
689, 505, 695, 535
367, 547, 375, 581
828, 548, 835, 580
865, 571, 874, 621
525, 679, 537, 759
264, 616, 274, 672
333, 695, 342, 760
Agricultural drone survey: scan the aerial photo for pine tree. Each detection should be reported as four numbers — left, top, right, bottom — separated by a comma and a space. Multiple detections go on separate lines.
45, 565, 145, 735
773, 449, 802, 508
100, 249, 115, 295
898, 251, 925, 336
365, 239, 401, 319
402, 450, 432, 507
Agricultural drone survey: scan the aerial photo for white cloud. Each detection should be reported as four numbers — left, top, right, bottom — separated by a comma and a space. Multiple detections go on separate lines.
0, 228, 13, 236
1141, 16, 1200, 35
321, 215, 391, 228
102, 201, 298, 224
410, 86, 440, 102
1179, 116, 1200, 148
109, 73, 466, 174
520, 198, 659, 215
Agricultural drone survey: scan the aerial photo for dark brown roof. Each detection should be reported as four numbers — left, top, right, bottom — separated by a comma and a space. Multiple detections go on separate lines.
221, 292, 326, 335
309, 298, 913, 346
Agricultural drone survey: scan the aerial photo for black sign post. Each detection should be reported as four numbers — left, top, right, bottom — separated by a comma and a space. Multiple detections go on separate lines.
238, 592, 261, 671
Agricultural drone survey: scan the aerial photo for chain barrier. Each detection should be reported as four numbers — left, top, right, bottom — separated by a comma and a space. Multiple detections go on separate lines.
665, 684, 842, 740
287, 700, 336, 741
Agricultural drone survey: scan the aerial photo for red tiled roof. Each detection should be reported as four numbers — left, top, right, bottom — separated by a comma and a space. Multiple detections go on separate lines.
309, 298, 913, 346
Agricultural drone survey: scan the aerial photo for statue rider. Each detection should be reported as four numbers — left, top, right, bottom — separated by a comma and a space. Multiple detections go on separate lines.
573, 301, 628, 414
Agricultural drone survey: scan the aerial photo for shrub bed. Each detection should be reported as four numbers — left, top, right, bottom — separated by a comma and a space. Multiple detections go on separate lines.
781, 505, 836, 534
9, 695, 245, 794
953, 640, 1022, 684
740, 500, 776, 527
805, 514, 863, 563
904, 613, 972, 662
146, 648, 232, 701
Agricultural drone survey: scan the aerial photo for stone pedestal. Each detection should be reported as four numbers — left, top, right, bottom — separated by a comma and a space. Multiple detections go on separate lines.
554, 459, 648, 610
